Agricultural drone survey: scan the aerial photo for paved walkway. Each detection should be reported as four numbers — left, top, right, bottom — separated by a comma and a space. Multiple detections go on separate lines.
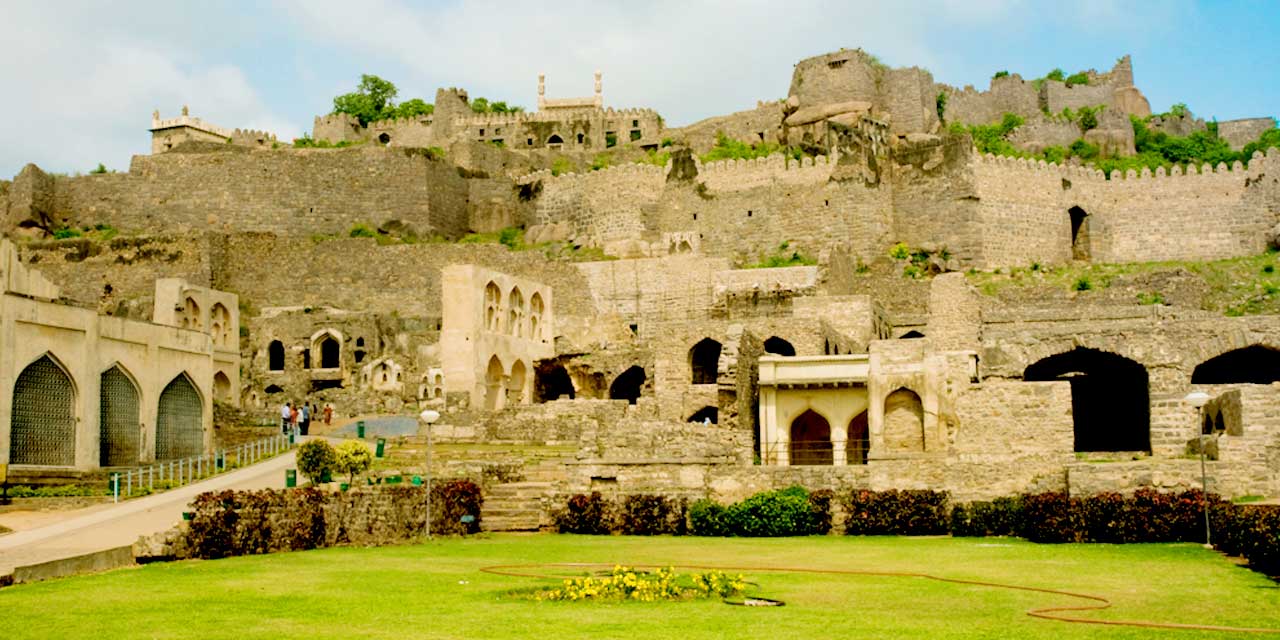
0, 450, 298, 575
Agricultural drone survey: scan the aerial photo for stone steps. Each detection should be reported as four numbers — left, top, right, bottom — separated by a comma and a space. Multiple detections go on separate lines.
482, 480, 552, 532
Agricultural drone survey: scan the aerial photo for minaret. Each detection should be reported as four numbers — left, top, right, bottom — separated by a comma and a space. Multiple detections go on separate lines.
537, 74, 546, 111
593, 71, 602, 108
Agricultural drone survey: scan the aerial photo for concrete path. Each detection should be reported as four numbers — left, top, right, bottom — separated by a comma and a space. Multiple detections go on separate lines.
0, 449, 298, 576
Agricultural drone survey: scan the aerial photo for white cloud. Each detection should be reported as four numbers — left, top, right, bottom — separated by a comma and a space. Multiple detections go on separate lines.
0, 1, 296, 177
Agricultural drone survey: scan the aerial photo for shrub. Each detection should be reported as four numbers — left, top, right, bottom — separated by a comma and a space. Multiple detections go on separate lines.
349, 223, 376, 238
90, 163, 108, 174
688, 499, 731, 536
935, 91, 948, 121
844, 489, 949, 535
618, 494, 685, 535
1073, 277, 1092, 291
52, 227, 82, 240
808, 489, 835, 534
296, 440, 336, 485
555, 492, 614, 534
426, 480, 484, 535
334, 440, 374, 485
1019, 491, 1076, 542
951, 497, 1022, 537
550, 157, 574, 177
723, 486, 821, 537
992, 70, 1010, 79
1064, 72, 1090, 87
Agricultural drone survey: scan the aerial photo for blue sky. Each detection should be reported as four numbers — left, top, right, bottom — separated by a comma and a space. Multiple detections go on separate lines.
1, 0, 1276, 177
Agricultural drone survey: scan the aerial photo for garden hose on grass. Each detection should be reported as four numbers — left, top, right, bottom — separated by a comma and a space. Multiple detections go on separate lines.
480, 562, 1280, 634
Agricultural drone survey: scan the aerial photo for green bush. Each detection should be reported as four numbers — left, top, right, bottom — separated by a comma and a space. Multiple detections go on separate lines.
742, 241, 817, 269
844, 489, 950, 535
554, 492, 614, 534
550, 157, 574, 177
349, 223, 376, 238
688, 499, 731, 536
1045, 68, 1065, 82
90, 163, 108, 175
296, 440, 336, 485
52, 227, 82, 240
1073, 277, 1092, 291
618, 494, 686, 535
935, 91, 947, 121
1064, 72, 1089, 87
950, 497, 1023, 537
992, 70, 1010, 79
334, 440, 373, 485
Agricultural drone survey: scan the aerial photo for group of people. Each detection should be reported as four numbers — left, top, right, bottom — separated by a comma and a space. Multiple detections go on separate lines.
280, 401, 334, 436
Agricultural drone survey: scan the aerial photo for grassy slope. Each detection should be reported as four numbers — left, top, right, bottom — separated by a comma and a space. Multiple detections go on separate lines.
966, 251, 1280, 316
1, 535, 1277, 639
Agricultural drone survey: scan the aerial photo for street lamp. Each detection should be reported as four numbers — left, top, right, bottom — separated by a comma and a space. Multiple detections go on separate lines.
419, 409, 440, 539
1184, 391, 1213, 549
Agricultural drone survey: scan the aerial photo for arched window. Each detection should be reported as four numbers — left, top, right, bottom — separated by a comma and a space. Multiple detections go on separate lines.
536, 364, 575, 402
213, 371, 231, 402
882, 388, 924, 453
1025, 348, 1150, 452
508, 287, 525, 337
184, 297, 202, 330
687, 406, 718, 425
899, 330, 925, 339
790, 409, 832, 465
264, 384, 284, 395
1069, 206, 1090, 261
157, 373, 203, 460
689, 338, 721, 384
509, 360, 528, 405
484, 282, 502, 332
268, 340, 284, 372
1191, 345, 1280, 384
609, 366, 646, 405
548, 134, 564, 145
485, 355, 505, 411
210, 303, 231, 347
319, 335, 340, 369
529, 292, 544, 340
847, 411, 869, 465
10, 355, 76, 466
763, 336, 796, 356
100, 365, 140, 467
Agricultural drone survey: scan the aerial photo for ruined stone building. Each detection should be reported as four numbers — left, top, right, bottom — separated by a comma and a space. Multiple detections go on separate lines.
2, 48, 1279, 514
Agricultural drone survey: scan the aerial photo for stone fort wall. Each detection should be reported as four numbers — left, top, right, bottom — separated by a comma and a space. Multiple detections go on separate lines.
42, 146, 471, 239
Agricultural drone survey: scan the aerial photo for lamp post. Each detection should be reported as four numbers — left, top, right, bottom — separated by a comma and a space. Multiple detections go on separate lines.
1184, 391, 1212, 549
419, 409, 440, 539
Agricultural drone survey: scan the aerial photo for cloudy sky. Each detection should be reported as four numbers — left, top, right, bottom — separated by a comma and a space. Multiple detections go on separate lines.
1, 0, 1276, 177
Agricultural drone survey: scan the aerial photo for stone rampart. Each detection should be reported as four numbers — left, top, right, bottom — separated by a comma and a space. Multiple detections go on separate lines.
697, 152, 834, 193
46, 146, 470, 238
1219, 118, 1276, 151
940, 74, 1040, 126
531, 163, 665, 242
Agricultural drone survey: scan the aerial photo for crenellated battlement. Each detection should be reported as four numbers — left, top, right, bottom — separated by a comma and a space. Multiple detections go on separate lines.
972, 148, 1279, 184
230, 128, 279, 143
367, 115, 433, 129
698, 152, 835, 192
151, 112, 233, 139
451, 106, 661, 128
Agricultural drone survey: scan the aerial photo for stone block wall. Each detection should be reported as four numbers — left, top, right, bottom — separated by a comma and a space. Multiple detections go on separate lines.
1219, 118, 1275, 151
940, 74, 1040, 127
528, 163, 665, 243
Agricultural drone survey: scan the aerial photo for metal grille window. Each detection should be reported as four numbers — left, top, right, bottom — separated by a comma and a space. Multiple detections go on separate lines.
100, 366, 140, 467
11, 355, 76, 466
156, 374, 202, 460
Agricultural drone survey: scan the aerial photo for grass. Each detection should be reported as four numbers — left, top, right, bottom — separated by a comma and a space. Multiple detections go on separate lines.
0, 535, 1276, 639
967, 250, 1280, 315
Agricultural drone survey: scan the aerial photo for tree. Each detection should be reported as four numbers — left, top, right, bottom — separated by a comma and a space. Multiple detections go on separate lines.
296, 439, 336, 485
332, 74, 400, 126
395, 98, 433, 119
334, 440, 374, 485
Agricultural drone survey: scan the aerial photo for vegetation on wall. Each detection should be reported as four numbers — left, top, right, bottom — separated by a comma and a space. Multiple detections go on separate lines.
700, 132, 812, 164
468, 97, 524, 114
741, 241, 817, 269
330, 74, 435, 126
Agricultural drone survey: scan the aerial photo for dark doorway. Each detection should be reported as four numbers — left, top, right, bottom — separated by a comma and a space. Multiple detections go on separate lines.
690, 338, 721, 384
847, 410, 869, 464
1025, 348, 1149, 452
1069, 206, 1090, 261
899, 330, 925, 339
268, 340, 284, 371
609, 366, 645, 405
535, 364, 575, 402
319, 336, 340, 369
763, 336, 796, 356
687, 405, 718, 424
789, 409, 833, 465
1191, 345, 1280, 384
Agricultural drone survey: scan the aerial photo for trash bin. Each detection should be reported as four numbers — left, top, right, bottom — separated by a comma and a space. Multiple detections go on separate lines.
285, 469, 297, 488
376, 438, 386, 458
412, 476, 422, 486
357, 421, 366, 439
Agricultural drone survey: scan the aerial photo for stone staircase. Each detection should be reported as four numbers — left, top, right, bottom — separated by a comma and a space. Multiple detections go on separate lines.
481, 481, 553, 532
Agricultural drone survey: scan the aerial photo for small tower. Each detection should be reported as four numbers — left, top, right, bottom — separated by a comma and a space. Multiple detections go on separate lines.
537, 74, 546, 111
593, 71, 602, 108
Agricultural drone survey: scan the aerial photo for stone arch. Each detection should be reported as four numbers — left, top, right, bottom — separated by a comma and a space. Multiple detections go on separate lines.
535, 364, 575, 402
485, 355, 505, 411
687, 405, 718, 425
1069, 205, 1090, 261
899, 330, 925, 339
689, 338, 721, 384
763, 336, 796, 356
882, 388, 925, 453
1025, 348, 1150, 452
213, 371, 231, 402
508, 287, 525, 337
547, 134, 564, 145
264, 384, 284, 395
609, 366, 645, 405
484, 281, 502, 332
508, 360, 528, 405
308, 328, 342, 370
100, 364, 141, 467
378, 132, 391, 145
156, 373, 203, 460
790, 409, 833, 465
677, 240, 692, 253
847, 410, 869, 465
11, 354, 77, 466
529, 292, 545, 340
210, 303, 232, 348
1191, 345, 1280, 384
183, 296, 202, 330
268, 340, 285, 372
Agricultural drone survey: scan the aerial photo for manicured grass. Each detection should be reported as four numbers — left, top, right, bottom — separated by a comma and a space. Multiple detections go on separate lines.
1, 535, 1277, 639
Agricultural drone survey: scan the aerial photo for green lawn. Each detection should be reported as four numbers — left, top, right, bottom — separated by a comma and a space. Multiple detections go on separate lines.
2, 535, 1277, 639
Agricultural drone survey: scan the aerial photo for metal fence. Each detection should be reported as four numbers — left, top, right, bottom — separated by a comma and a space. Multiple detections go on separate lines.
109, 433, 293, 502
760, 439, 870, 466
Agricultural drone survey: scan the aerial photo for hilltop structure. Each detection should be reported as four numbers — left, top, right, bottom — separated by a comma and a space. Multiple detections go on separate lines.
1, 49, 1279, 527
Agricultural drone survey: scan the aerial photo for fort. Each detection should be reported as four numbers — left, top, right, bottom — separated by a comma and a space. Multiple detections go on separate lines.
1, 48, 1278, 530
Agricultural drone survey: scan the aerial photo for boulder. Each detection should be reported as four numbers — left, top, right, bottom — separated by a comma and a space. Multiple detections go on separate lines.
784, 101, 873, 127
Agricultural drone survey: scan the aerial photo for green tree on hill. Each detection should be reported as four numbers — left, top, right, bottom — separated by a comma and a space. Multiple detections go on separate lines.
332, 74, 435, 125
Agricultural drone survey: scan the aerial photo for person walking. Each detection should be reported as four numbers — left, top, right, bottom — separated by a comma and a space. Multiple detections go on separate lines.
280, 401, 292, 434
289, 402, 299, 438
300, 403, 310, 436
323, 403, 333, 425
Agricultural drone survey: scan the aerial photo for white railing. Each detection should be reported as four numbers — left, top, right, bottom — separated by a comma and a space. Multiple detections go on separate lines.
109, 434, 293, 502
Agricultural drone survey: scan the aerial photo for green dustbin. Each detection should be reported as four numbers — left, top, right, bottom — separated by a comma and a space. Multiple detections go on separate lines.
320, 471, 332, 483
412, 476, 422, 486
357, 421, 366, 439
376, 438, 386, 458
285, 469, 297, 488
